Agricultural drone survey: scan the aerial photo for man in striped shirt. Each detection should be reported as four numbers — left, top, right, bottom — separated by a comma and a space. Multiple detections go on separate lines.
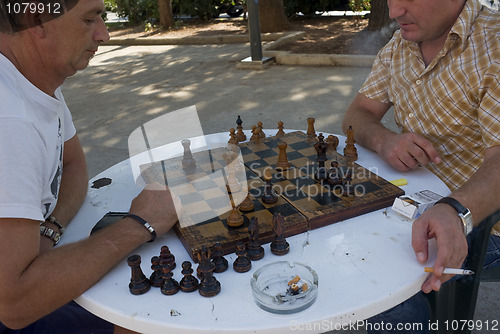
343, 0, 499, 331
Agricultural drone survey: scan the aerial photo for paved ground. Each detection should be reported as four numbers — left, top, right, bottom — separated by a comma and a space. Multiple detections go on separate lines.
62, 43, 498, 333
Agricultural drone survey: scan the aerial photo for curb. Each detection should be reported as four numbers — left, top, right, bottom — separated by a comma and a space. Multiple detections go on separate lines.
102, 31, 375, 67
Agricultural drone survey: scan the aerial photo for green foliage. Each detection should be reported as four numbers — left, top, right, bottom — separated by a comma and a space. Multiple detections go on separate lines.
114, 0, 159, 24
348, 0, 370, 12
172, 0, 229, 20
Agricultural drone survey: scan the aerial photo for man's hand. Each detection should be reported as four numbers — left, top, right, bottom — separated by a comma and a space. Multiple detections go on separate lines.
412, 204, 468, 293
129, 183, 183, 237
377, 132, 442, 172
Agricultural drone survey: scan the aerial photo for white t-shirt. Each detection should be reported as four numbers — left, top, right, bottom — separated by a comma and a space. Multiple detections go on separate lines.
0, 53, 76, 222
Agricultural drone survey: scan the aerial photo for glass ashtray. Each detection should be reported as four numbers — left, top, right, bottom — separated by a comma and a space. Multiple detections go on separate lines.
250, 261, 318, 314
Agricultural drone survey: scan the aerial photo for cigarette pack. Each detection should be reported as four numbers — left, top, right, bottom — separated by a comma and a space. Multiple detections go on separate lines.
391, 190, 443, 219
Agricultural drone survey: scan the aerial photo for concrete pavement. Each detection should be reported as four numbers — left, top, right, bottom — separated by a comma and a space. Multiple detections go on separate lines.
62, 43, 498, 333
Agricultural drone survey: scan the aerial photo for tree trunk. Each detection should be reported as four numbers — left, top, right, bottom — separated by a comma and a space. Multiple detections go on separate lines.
158, 0, 174, 28
367, 0, 394, 31
258, 0, 290, 33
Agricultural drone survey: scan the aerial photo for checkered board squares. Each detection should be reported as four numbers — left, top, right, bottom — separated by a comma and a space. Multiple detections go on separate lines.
239, 131, 405, 229
139, 146, 309, 261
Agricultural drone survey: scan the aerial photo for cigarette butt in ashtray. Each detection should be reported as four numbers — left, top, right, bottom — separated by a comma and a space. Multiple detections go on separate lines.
390, 178, 408, 186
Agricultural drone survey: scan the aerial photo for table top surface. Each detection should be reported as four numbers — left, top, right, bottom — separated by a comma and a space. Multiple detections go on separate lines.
62, 130, 450, 334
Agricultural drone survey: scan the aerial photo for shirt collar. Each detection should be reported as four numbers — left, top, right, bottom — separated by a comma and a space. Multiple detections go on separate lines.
449, 0, 482, 49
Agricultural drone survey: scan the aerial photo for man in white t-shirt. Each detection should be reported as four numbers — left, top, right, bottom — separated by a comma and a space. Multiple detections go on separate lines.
0, 1, 180, 333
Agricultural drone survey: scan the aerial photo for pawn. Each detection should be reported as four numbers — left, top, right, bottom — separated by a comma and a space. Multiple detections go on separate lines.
249, 125, 258, 143
159, 245, 176, 270
257, 121, 266, 138
179, 261, 199, 293
262, 168, 278, 204
235, 115, 247, 142
343, 125, 358, 161
149, 256, 163, 288
228, 128, 239, 145
238, 193, 255, 212
276, 121, 285, 136
227, 206, 244, 228
160, 262, 179, 295
270, 213, 290, 256
211, 242, 229, 273
233, 242, 252, 273
328, 160, 343, 187
247, 217, 265, 261
127, 254, 151, 295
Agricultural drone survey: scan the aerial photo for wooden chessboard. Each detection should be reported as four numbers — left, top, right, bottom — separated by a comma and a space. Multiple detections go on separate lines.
140, 131, 404, 261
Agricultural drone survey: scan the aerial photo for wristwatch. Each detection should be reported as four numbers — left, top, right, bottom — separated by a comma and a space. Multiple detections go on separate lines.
435, 197, 473, 235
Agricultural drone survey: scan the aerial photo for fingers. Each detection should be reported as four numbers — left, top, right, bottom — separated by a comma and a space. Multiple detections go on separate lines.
380, 133, 442, 171
413, 206, 469, 293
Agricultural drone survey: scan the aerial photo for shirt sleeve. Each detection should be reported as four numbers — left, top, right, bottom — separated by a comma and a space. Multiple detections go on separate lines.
0, 119, 46, 221
55, 88, 77, 142
478, 60, 500, 148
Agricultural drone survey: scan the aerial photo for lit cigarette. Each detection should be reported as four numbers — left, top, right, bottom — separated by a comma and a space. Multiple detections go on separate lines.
424, 267, 474, 275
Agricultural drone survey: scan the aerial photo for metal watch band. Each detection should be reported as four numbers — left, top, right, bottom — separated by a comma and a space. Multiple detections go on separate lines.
124, 214, 157, 242
40, 225, 61, 245
435, 196, 473, 235
46, 215, 65, 235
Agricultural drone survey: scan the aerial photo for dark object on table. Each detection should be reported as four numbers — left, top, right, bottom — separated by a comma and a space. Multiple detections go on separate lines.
160, 263, 179, 296
197, 246, 221, 297
127, 254, 151, 295
270, 213, 290, 256
179, 261, 199, 293
149, 256, 163, 288
91, 177, 112, 189
211, 242, 229, 273
247, 217, 264, 261
233, 242, 252, 273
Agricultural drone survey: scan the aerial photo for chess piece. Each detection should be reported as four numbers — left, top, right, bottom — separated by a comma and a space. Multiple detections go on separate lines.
160, 261, 179, 295
276, 121, 285, 136
179, 261, 199, 293
270, 213, 290, 256
257, 121, 266, 138
227, 206, 244, 227
343, 126, 358, 161
223, 151, 241, 194
314, 133, 329, 182
233, 242, 252, 273
149, 256, 163, 288
306, 117, 317, 138
327, 160, 343, 187
228, 128, 239, 145
326, 134, 339, 151
276, 142, 291, 171
343, 170, 355, 196
211, 242, 229, 273
127, 254, 151, 295
197, 247, 221, 297
181, 139, 196, 170
261, 168, 278, 204
249, 125, 258, 143
238, 193, 255, 212
246, 217, 265, 261
236, 115, 247, 142
159, 245, 176, 270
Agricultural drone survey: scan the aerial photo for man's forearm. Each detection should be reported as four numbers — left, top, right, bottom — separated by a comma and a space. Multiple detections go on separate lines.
451, 146, 500, 225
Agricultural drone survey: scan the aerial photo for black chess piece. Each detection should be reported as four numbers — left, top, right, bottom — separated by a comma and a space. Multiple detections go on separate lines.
327, 160, 343, 187
159, 245, 176, 270
149, 256, 163, 288
261, 168, 278, 204
314, 133, 329, 182
233, 242, 252, 273
211, 242, 229, 273
270, 213, 290, 256
179, 261, 199, 293
235, 115, 247, 142
160, 261, 179, 295
246, 217, 264, 261
127, 254, 151, 295
197, 247, 221, 297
